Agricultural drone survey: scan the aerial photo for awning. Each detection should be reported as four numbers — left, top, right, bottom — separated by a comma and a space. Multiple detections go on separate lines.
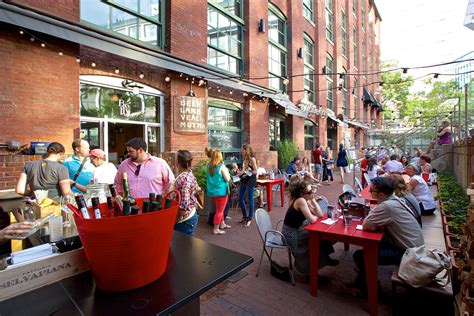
347, 120, 369, 129
371, 95, 384, 111
326, 110, 347, 127
0, 2, 274, 95
263, 93, 308, 118
362, 87, 374, 105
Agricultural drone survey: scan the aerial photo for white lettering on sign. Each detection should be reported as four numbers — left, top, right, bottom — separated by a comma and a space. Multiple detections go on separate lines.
174, 96, 207, 134
119, 99, 131, 117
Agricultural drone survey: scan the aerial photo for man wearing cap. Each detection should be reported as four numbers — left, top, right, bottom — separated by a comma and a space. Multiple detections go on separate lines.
64, 139, 95, 193
90, 149, 117, 185
114, 137, 175, 198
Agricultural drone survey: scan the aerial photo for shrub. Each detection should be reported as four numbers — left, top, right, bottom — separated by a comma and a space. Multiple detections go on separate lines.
437, 172, 468, 236
276, 139, 298, 170
193, 160, 208, 192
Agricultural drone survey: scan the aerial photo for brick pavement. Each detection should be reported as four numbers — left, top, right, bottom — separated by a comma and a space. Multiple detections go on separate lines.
194, 172, 453, 315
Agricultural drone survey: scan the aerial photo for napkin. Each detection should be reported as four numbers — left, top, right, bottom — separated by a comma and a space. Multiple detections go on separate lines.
321, 218, 337, 225
10, 244, 53, 265
356, 225, 363, 230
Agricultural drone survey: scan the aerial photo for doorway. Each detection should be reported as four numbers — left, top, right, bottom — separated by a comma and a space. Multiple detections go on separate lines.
108, 122, 144, 164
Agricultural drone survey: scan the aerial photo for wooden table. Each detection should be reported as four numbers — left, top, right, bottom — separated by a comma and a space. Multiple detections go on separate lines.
0, 232, 253, 315
305, 216, 383, 316
256, 178, 285, 212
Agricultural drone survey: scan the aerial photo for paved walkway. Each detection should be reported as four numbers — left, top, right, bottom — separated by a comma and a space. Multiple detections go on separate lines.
194, 172, 452, 315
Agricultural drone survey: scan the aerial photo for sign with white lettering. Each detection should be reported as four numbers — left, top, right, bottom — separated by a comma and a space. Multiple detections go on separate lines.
173, 96, 208, 134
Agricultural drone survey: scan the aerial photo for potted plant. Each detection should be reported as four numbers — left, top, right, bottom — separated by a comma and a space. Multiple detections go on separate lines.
192, 160, 215, 216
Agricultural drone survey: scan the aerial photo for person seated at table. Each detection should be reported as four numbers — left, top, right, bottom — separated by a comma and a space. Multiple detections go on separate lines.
399, 155, 409, 171
298, 157, 320, 185
391, 174, 422, 227
419, 155, 432, 174
286, 156, 300, 176
0, 222, 35, 244
360, 152, 372, 187
282, 177, 339, 276
405, 164, 437, 215
383, 154, 404, 174
352, 177, 424, 297
366, 157, 379, 181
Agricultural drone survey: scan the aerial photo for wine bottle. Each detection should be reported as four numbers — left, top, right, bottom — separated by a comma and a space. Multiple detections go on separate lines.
156, 194, 162, 210
74, 194, 91, 219
122, 173, 136, 206
142, 200, 150, 214
149, 193, 156, 204
164, 198, 172, 209
122, 200, 131, 216
91, 196, 102, 219
130, 205, 139, 215
108, 184, 123, 216
151, 201, 160, 212
106, 196, 114, 210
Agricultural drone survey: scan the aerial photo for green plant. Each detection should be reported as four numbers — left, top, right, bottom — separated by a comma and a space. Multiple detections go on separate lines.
193, 160, 208, 192
437, 172, 468, 237
276, 139, 298, 170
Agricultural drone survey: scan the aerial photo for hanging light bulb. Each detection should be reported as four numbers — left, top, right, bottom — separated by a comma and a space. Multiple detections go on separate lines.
114, 68, 120, 74
229, 90, 233, 95
19, 30, 24, 35
40, 43, 46, 48
198, 79, 205, 86
164, 76, 171, 82
76, 56, 81, 63
139, 72, 145, 79
91, 62, 96, 67
58, 50, 63, 56
30, 37, 35, 42
282, 77, 290, 85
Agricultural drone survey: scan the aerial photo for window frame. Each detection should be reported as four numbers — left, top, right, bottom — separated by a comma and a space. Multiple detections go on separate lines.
303, 0, 314, 22
304, 120, 317, 151
269, 114, 286, 150
326, 53, 334, 111
341, 10, 347, 58
268, 3, 288, 92
303, 34, 315, 103
325, 0, 334, 43
207, 98, 243, 164
353, 27, 358, 68
80, 0, 166, 49
207, 1, 245, 76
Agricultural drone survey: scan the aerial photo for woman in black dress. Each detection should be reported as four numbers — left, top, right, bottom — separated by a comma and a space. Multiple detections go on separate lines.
336, 144, 349, 184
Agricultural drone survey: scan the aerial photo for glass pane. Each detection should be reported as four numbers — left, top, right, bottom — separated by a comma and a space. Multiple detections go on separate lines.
147, 126, 160, 156
212, 0, 242, 17
140, 0, 160, 20
111, 7, 138, 37
81, 0, 110, 28
208, 130, 241, 149
141, 21, 158, 45
80, 85, 100, 117
143, 95, 159, 122
208, 107, 241, 128
223, 152, 241, 162
80, 121, 101, 148
268, 12, 279, 43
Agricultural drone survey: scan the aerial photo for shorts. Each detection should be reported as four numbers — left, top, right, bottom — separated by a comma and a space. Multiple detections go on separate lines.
314, 163, 322, 173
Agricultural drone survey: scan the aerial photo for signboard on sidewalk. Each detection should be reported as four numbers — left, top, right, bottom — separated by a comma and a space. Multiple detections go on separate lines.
173, 96, 208, 134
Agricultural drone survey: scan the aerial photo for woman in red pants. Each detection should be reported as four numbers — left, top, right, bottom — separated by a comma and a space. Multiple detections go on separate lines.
206, 149, 231, 235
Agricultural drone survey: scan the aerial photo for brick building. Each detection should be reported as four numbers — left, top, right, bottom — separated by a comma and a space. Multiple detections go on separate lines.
0, 0, 381, 189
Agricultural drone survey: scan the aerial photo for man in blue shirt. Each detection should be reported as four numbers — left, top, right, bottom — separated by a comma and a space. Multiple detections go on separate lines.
286, 156, 300, 176
63, 139, 95, 193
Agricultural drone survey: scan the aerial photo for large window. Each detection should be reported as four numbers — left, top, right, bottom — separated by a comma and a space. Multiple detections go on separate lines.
353, 0, 357, 16
207, 1, 244, 75
353, 78, 358, 119
325, 0, 334, 43
269, 115, 286, 150
341, 11, 347, 58
361, 0, 365, 31
342, 67, 348, 116
81, 0, 164, 47
303, 35, 315, 103
208, 98, 243, 163
353, 27, 358, 68
304, 120, 317, 150
326, 53, 334, 110
268, 5, 288, 91
303, 0, 314, 22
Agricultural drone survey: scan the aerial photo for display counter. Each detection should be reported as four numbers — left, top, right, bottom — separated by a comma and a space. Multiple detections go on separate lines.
0, 232, 253, 315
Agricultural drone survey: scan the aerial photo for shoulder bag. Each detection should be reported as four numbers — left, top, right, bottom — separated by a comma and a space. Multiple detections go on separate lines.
398, 245, 452, 288
270, 260, 290, 282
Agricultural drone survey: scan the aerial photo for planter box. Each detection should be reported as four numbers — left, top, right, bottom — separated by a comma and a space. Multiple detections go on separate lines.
0, 248, 90, 301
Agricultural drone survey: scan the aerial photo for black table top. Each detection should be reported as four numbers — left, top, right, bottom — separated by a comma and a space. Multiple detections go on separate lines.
0, 232, 253, 315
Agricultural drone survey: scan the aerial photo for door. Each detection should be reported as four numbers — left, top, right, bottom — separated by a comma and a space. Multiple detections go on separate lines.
108, 122, 144, 164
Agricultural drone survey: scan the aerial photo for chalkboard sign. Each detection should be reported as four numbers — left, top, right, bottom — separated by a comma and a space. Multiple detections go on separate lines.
173, 96, 208, 134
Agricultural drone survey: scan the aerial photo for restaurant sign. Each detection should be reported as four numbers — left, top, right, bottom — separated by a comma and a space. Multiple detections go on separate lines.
173, 96, 208, 134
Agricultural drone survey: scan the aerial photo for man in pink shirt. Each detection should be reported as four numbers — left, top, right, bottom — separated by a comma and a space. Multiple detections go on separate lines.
114, 137, 175, 198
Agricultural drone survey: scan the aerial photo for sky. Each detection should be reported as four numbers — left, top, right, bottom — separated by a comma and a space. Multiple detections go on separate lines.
375, 0, 473, 91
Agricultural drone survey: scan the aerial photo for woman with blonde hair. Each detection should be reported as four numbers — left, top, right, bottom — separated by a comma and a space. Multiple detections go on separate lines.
391, 174, 422, 227
236, 144, 258, 227
206, 149, 231, 235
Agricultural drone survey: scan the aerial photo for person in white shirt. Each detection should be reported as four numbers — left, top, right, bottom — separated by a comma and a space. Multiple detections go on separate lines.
383, 155, 404, 174
406, 164, 437, 215
89, 149, 117, 184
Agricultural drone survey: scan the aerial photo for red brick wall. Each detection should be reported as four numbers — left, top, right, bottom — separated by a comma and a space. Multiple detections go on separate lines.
9, 0, 80, 22
167, 0, 207, 65
0, 25, 80, 153
0, 155, 42, 190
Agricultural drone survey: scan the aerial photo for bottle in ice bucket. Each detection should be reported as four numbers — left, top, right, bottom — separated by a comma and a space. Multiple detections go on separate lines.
149, 193, 155, 204
122, 200, 131, 216
91, 196, 102, 219
151, 201, 160, 212
122, 172, 136, 206
130, 205, 139, 215
142, 200, 150, 213
108, 184, 123, 216
156, 194, 163, 210
74, 194, 91, 219
164, 198, 172, 209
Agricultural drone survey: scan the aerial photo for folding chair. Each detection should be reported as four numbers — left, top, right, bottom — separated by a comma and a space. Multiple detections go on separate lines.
255, 208, 295, 285
363, 173, 372, 186
316, 196, 329, 214
342, 184, 357, 197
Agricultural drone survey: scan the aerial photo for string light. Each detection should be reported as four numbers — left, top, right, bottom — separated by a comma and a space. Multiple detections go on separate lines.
19, 30, 24, 35
91, 62, 96, 67
433, 73, 439, 79
164, 76, 171, 82
58, 50, 63, 56
76, 56, 80, 63
40, 43, 46, 48
114, 68, 120, 74
139, 72, 145, 79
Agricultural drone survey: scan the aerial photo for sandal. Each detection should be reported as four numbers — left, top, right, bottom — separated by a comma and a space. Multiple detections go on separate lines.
244, 220, 252, 227
213, 230, 226, 235
220, 224, 231, 229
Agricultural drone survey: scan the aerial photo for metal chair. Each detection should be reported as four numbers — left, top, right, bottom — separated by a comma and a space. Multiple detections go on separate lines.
255, 208, 295, 285
354, 177, 363, 192
363, 173, 372, 186
316, 196, 330, 214
342, 184, 357, 197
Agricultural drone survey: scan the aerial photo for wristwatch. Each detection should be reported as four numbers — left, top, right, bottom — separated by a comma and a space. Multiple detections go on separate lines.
71, 181, 76, 188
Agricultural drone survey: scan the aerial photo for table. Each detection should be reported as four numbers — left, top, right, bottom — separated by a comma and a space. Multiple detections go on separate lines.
256, 178, 285, 212
305, 216, 383, 316
0, 232, 253, 315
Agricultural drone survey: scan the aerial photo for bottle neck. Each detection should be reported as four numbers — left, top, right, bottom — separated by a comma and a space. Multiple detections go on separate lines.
123, 178, 131, 198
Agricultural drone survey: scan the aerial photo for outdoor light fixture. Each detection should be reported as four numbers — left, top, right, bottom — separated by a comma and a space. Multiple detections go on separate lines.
58, 51, 63, 56
339, 73, 344, 79
41, 43, 46, 48
114, 68, 120, 74
433, 73, 439, 78
30, 37, 35, 42
122, 79, 144, 95
19, 30, 24, 35
139, 72, 145, 79
258, 18, 265, 33
164, 76, 171, 82
186, 81, 197, 97
243, 92, 248, 97
297, 48, 303, 59
198, 78, 205, 86
322, 66, 327, 74
282, 77, 290, 85
402, 68, 408, 74
76, 56, 80, 63
91, 62, 96, 67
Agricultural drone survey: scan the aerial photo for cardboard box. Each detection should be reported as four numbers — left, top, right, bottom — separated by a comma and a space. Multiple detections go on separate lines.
0, 248, 90, 301
32, 202, 61, 218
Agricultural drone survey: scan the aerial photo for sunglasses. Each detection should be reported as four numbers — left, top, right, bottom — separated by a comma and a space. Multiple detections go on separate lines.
369, 189, 379, 193
135, 165, 141, 176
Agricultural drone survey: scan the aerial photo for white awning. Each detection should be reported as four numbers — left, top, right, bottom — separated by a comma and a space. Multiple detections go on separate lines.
262, 93, 308, 118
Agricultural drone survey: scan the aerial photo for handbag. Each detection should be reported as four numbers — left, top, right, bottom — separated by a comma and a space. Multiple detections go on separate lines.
270, 260, 290, 282
326, 161, 334, 170
398, 245, 452, 288
195, 191, 204, 210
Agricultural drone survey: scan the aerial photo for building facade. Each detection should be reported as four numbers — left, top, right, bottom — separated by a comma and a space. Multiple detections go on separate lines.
0, 0, 381, 189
